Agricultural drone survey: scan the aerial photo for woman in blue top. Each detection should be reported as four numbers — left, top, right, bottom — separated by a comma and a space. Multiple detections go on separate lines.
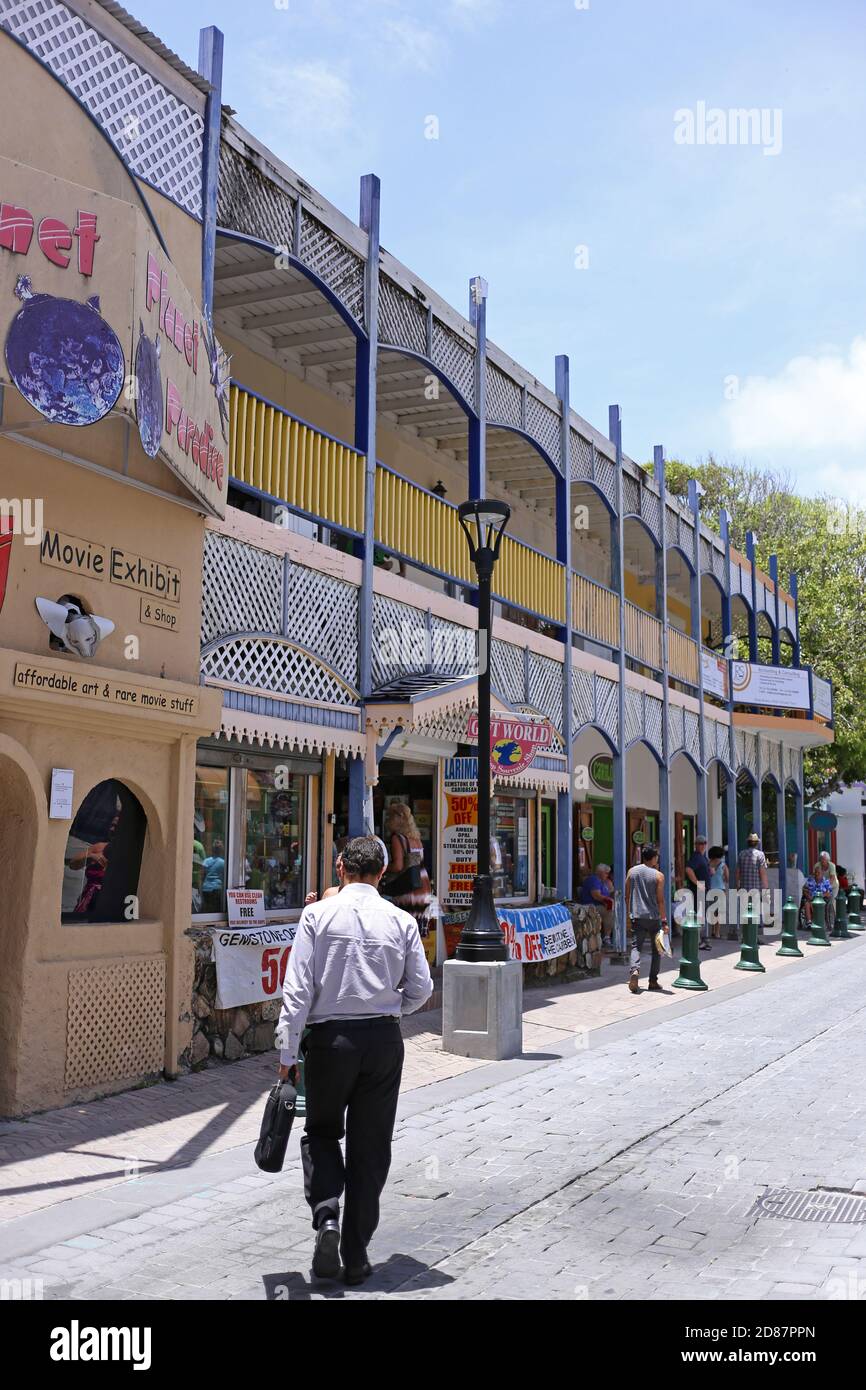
707, 846, 728, 940
201, 839, 226, 913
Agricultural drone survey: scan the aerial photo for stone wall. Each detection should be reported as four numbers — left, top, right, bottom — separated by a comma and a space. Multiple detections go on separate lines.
522, 904, 604, 985
182, 906, 601, 1067
181, 928, 281, 1069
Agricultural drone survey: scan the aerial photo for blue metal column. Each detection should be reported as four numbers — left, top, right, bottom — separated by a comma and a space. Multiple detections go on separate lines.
790, 571, 802, 666
769, 554, 781, 663
197, 27, 224, 317
555, 355, 573, 901
348, 754, 366, 837
796, 750, 807, 870
610, 406, 627, 952
688, 480, 708, 842
468, 277, 488, 500
656, 448, 672, 920
754, 737, 763, 850
720, 508, 738, 925
356, 175, 381, 704
777, 742, 787, 908
745, 531, 759, 663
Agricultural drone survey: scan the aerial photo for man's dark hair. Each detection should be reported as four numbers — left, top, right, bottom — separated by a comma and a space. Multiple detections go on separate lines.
341, 835, 385, 878
708, 845, 724, 860
641, 844, 659, 864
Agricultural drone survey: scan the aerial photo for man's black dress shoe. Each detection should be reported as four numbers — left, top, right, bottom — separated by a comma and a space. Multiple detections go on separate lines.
344, 1261, 372, 1286
312, 1220, 341, 1279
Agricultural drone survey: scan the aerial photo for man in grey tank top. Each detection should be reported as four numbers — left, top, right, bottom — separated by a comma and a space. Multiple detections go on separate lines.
625, 845, 668, 993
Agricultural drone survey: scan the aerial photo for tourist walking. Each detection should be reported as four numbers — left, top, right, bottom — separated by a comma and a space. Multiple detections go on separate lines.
685, 833, 712, 950
707, 846, 728, 940
276, 835, 433, 1285
625, 845, 668, 994
736, 831, 768, 938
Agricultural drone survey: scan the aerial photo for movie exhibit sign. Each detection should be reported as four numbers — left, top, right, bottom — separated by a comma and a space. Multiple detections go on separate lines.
466, 712, 554, 776
730, 661, 809, 710
0, 156, 228, 516
499, 903, 576, 964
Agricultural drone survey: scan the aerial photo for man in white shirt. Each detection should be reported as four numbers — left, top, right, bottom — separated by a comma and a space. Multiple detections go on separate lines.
276, 835, 433, 1286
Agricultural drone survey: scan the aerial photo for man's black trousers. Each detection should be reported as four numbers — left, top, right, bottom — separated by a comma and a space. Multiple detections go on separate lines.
300, 1016, 404, 1268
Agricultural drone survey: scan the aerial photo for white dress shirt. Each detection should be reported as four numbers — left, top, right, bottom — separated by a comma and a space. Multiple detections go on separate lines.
275, 881, 434, 1066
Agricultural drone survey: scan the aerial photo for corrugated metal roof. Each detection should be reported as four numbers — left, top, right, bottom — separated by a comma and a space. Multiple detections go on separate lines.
95, 0, 212, 95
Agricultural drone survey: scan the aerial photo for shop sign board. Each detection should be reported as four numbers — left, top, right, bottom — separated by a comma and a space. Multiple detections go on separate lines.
466, 712, 554, 776
702, 650, 729, 701
13, 661, 200, 715
499, 904, 576, 964
212, 923, 297, 1010
730, 661, 809, 710
588, 754, 613, 792
0, 157, 228, 517
813, 675, 833, 721
808, 810, 837, 831
441, 755, 478, 908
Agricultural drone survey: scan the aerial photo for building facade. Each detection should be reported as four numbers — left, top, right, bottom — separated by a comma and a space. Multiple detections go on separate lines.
0, 2, 834, 1113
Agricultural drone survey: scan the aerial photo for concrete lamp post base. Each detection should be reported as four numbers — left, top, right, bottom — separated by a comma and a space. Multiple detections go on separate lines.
442, 959, 523, 1061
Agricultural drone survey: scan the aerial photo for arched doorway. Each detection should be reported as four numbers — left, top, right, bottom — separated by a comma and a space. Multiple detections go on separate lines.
0, 747, 40, 1117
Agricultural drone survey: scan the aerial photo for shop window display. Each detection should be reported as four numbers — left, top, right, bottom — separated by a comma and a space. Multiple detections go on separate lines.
192, 765, 229, 914
242, 769, 306, 910
62, 779, 146, 924
491, 794, 530, 899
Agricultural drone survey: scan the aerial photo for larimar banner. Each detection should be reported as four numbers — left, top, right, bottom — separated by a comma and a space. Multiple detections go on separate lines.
499, 903, 576, 964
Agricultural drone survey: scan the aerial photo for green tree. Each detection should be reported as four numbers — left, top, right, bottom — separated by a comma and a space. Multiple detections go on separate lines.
646, 456, 866, 799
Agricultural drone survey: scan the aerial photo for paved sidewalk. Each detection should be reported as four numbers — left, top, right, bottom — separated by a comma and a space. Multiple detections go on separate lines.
0, 925, 823, 1228
2, 933, 864, 1300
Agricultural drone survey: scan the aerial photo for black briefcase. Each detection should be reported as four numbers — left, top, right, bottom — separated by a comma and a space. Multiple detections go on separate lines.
254, 1080, 298, 1172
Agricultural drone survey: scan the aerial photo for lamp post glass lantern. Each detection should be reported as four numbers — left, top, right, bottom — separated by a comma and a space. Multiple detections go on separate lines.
456, 498, 510, 962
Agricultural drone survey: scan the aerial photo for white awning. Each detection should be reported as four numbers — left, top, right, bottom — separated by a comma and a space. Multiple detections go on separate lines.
217, 709, 366, 757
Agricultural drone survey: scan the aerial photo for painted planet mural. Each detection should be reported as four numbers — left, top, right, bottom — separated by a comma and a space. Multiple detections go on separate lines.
5, 275, 124, 426
134, 319, 162, 458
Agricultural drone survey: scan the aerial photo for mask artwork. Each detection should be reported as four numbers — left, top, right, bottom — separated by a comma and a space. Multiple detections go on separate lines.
35, 596, 114, 658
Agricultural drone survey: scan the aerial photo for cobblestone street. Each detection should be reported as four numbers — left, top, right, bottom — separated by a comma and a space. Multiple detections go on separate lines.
3, 935, 865, 1302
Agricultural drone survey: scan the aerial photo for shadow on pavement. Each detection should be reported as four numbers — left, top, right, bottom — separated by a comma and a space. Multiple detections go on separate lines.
263, 1254, 453, 1299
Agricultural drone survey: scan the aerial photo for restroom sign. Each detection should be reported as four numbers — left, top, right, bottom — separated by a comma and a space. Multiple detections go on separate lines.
226, 889, 267, 928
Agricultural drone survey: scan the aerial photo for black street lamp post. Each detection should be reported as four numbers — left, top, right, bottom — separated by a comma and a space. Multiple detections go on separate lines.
456, 498, 511, 962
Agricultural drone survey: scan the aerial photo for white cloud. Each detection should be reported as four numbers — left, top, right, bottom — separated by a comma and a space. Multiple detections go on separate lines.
251, 54, 353, 137
449, 0, 501, 24
378, 16, 442, 73
726, 337, 866, 477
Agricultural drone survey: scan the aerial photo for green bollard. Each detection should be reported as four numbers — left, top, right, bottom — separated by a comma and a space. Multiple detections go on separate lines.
672, 910, 708, 990
833, 888, 850, 939
807, 895, 831, 947
736, 899, 765, 971
777, 896, 804, 957
847, 883, 864, 931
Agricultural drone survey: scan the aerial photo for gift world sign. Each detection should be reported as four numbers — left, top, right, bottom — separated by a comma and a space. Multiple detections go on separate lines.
466, 712, 554, 776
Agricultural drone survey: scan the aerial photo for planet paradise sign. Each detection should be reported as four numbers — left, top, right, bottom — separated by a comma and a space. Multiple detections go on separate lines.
466, 711, 554, 776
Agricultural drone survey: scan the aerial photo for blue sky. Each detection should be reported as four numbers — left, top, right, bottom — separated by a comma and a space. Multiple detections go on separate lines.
136, 0, 866, 500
